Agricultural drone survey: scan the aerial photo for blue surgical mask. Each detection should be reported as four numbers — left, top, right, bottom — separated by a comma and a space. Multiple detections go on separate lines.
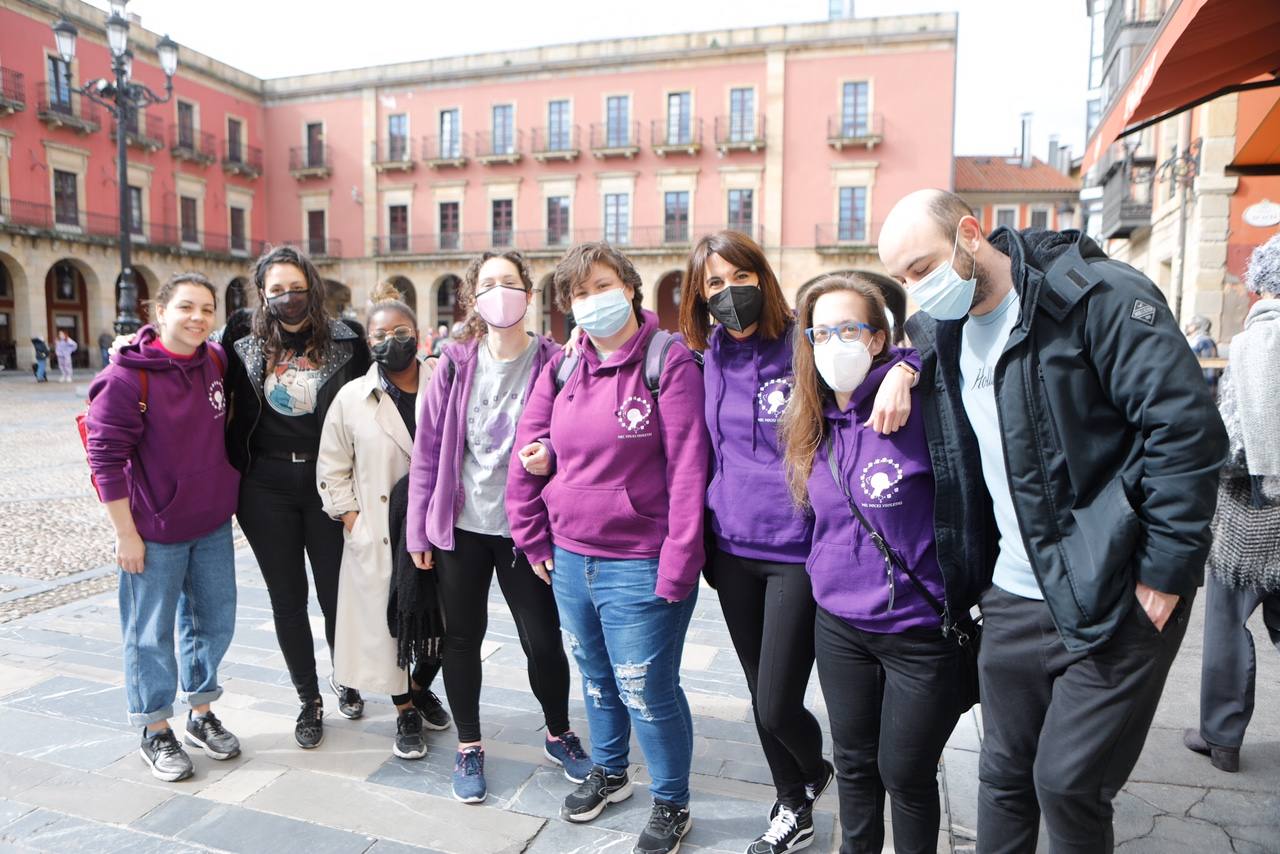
911, 232, 977, 321
572, 288, 634, 338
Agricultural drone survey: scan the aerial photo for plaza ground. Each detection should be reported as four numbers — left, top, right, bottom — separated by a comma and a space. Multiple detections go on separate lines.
0, 372, 1276, 852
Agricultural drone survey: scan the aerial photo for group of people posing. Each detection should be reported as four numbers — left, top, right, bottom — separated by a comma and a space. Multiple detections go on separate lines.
85, 186, 1234, 854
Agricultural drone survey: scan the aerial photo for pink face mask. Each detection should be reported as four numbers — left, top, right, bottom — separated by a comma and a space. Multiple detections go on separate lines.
476, 285, 529, 329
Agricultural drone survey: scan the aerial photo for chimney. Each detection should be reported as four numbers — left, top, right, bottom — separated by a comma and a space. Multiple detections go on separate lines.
1020, 113, 1033, 168
1048, 135, 1060, 172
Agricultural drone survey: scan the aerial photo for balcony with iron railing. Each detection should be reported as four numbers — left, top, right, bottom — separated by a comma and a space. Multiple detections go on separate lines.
1103, 0, 1165, 66
422, 134, 468, 168
36, 84, 99, 134
714, 114, 766, 153
370, 223, 766, 257
111, 112, 165, 152
474, 130, 523, 165
531, 126, 581, 162
650, 118, 702, 156
373, 137, 415, 172
279, 237, 343, 259
170, 125, 217, 165
827, 113, 884, 150
590, 122, 641, 158
223, 141, 263, 179
0, 68, 25, 115
815, 220, 880, 251
290, 144, 332, 179
1100, 163, 1154, 239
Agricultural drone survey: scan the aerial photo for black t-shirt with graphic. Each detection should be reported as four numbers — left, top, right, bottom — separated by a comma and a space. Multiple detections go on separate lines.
253, 329, 324, 455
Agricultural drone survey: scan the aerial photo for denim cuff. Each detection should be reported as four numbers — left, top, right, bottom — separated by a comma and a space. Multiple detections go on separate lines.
128, 704, 175, 727
186, 685, 223, 707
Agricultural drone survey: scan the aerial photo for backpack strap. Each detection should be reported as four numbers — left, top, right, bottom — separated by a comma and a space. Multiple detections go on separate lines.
643, 330, 676, 396
554, 350, 580, 393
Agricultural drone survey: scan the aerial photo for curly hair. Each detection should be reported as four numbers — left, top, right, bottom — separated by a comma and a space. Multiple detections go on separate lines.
457, 250, 534, 340
1245, 232, 1280, 296
250, 245, 332, 370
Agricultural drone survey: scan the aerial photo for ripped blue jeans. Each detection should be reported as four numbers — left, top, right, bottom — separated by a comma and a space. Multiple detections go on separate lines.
552, 547, 697, 806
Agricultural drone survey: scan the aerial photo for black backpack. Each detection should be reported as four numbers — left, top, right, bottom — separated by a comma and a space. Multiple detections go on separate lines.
553, 329, 701, 398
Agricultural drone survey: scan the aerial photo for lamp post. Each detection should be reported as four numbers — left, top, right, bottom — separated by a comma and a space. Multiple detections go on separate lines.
52, 2, 179, 335
1161, 138, 1202, 323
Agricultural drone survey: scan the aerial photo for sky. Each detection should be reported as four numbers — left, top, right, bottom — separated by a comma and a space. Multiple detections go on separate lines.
83, 0, 1092, 160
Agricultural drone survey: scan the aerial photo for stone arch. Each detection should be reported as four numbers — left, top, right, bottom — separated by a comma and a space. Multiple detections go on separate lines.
433, 273, 462, 330
226, 277, 250, 317
539, 273, 574, 343
385, 275, 418, 317
0, 250, 27, 370
655, 269, 683, 332
324, 280, 353, 320
117, 265, 156, 325
45, 259, 99, 368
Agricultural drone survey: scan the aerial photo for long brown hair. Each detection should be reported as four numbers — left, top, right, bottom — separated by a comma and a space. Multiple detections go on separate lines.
681, 230, 789, 351
251, 245, 332, 370
780, 274, 893, 508
458, 250, 535, 340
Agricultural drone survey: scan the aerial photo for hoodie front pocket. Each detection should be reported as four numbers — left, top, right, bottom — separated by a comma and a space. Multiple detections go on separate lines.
155, 462, 239, 538
543, 479, 665, 553
807, 540, 896, 621
708, 465, 805, 544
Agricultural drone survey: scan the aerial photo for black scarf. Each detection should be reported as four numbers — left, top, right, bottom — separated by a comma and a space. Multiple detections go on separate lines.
387, 474, 445, 669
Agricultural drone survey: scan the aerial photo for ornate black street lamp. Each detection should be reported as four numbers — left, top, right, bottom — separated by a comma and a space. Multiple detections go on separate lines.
52, 2, 179, 334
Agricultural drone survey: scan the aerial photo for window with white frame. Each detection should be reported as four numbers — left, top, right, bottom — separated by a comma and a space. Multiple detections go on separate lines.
548, 100, 570, 151
1030, 208, 1049, 230
995, 207, 1018, 230
606, 96, 630, 147
439, 201, 460, 250
388, 204, 409, 251
127, 186, 144, 235
841, 82, 869, 137
440, 109, 460, 158
667, 92, 691, 145
728, 188, 754, 234
492, 199, 513, 246
180, 196, 199, 244
729, 88, 755, 142
307, 209, 326, 256
229, 206, 246, 253
492, 104, 514, 155
388, 114, 408, 160
604, 193, 629, 244
547, 196, 570, 246
664, 191, 689, 243
838, 187, 867, 242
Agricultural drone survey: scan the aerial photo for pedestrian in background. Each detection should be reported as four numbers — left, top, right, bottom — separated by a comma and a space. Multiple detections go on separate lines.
31, 336, 49, 382
55, 329, 77, 382
99, 329, 115, 368
1184, 315, 1220, 395
85, 272, 241, 783
1186, 232, 1280, 773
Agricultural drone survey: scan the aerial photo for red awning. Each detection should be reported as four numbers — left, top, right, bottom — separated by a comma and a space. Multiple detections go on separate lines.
1083, 0, 1280, 173
1229, 97, 1280, 174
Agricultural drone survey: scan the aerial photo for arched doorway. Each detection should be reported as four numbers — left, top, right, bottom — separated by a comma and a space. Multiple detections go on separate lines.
656, 270, 682, 332
45, 260, 91, 368
324, 280, 353, 320
434, 274, 461, 328
0, 256, 15, 370
539, 273, 574, 343
114, 268, 152, 327
227, 277, 250, 316
386, 276, 418, 317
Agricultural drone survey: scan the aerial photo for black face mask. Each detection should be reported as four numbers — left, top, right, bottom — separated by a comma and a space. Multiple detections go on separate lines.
708, 284, 764, 332
372, 337, 418, 372
266, 290, 311, 325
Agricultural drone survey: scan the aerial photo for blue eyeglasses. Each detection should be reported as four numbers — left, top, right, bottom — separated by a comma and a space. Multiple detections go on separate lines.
804, 321, 876, 345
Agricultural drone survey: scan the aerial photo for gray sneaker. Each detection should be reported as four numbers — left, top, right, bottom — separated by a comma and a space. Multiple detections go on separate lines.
185, 710, 241, 760
140, 728, 194, 782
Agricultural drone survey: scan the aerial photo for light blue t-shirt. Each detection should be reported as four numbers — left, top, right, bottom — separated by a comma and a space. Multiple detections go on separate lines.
959, 288, 1043, 600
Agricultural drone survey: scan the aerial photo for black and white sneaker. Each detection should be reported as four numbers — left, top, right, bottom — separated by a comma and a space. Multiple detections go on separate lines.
634, 801, 692, 854
411, 686, 451, 731
746, 803, 813, 853
561, 766, 633, 822
184, 710, 241, 760
295, 700, 324, 749
393, 707, 426, 759
329, 674, 364, 720
805, 759, 835, 804
140, 728, 194, 782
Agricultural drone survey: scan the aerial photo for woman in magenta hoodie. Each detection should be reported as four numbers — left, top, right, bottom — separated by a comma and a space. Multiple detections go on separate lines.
86, 273, 241, 784
406, 250, 589, 804
780, 275, 971, 854
680, 231, 919, 854
506, 242, 709, 854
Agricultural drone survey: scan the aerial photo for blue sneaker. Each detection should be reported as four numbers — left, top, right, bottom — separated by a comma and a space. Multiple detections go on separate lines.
544, 730, 592, 783
452, 746, 487, 804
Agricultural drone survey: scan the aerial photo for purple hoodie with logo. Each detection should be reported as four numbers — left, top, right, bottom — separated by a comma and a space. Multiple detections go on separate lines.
806, 347, 944, 633
86, 326, 239, 544
506, 311, 709, 602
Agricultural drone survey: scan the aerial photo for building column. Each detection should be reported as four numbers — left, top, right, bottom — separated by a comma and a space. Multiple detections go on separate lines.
762, 48, 787, 263
1184, 97, 1238, 335
362, 87, 379, 274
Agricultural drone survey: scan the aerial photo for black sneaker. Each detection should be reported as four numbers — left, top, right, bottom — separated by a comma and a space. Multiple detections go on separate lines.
139, 728, 194, 782
634, 800, 692, 854
746, 802, 813, 853
393, 707, 426, 760
561, 766, 632, 822
329, 674, 364, 720
411, 686, 452, 731
184, 710, 241, 760
295, 700, 324, 749
805, 759, 835, 804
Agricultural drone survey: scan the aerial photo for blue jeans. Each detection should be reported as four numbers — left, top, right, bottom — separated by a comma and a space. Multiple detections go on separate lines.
119, 520, 237, 726
35, 358, 47, 381
552, 547, 698, 806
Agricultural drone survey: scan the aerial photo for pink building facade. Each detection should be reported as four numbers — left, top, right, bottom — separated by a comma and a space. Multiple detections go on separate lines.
0, 1, 956, 367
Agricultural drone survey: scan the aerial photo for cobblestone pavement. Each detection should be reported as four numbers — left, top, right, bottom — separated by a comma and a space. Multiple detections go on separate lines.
0, 371, 1276, 852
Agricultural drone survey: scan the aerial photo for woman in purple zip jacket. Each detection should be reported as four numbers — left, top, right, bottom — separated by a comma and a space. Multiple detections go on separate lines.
680, 232, 919, 854
506, 242, 709, 854
86, 273, 241, 784
780, 275, 968, 854
406, 250, 590, 804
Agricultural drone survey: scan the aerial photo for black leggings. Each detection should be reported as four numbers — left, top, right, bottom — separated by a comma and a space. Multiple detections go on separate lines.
815, 606, 962, 854
390, 658, 442, 706
714, 552, 826, 805
237, 458, 342, 703
434, 528, 570, 743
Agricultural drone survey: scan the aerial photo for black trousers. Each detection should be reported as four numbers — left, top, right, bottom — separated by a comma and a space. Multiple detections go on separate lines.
390, 658, 443, 706
977, 585, 1192, 854
434, 528, 570, 743
814, 607, 962, 854
714, 552, 826, 805
237, 458, 342, 703
1199, 575, 1280, 749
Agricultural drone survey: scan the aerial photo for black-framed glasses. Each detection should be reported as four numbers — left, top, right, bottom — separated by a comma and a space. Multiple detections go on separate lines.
804, 321, 875, 345
369, 326, 416, 345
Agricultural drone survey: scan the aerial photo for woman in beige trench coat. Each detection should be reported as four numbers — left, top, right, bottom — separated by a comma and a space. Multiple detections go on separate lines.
317, 292, 451, 759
